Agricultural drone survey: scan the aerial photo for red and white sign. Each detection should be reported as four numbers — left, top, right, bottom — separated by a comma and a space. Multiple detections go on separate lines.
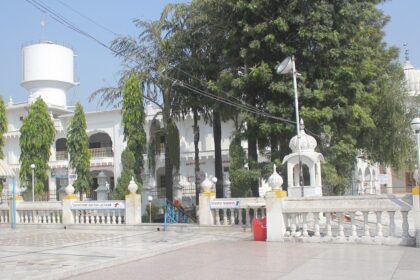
210, 199, 240, 209
71, 201, 125, 210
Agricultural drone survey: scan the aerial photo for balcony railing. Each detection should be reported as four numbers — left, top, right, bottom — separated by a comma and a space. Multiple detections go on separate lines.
56, 151, 68, 160
90, 147, 114, 158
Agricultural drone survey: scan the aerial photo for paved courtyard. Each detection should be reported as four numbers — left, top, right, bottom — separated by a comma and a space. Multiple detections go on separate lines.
0, 226, 419, 280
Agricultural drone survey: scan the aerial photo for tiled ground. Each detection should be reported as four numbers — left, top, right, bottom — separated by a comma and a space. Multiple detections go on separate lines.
1, 227, 420, 280
0, 227, 250, 280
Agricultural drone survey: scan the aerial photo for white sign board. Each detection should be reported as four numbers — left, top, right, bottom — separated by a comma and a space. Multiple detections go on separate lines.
210, 199, 240, 209
71, 201, 125, 210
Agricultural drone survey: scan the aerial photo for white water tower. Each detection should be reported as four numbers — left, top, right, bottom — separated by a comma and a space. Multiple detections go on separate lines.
21, 41, 78, 108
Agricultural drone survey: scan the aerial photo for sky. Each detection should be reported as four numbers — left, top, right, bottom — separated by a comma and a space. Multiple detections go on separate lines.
0, 0, 418, 111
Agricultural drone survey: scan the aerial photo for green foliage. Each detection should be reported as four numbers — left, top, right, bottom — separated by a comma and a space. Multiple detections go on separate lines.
19, 98, 56, 195
193, 0, 412, 194
0, 97, 7, 160
167, 119, 180, 172
67, 103, 92, 197
147, 118, 161, 174
122, 73, 147, 181
228, 134, 259, 197
114, 148, 140, 199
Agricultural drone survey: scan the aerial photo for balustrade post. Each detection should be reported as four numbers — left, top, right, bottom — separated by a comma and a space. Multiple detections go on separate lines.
326, 212, 332, 238
215, 209, 221, 225
375, 211, 383, 239
314, 212, 321, 237
126, 178, 141, 225
302, 213, 308, 237
238, 209, 243, 226
245, 208, 251, 226
363, 211, 370, 238
198, 190, 216, 226
266, 190, 287, 242
223, 209, 228, 225
63, 184, 77, 225
401, 211, 410, 239
388, 211, 396, 237
337, 212, 345, 241
350, 212, 358, 239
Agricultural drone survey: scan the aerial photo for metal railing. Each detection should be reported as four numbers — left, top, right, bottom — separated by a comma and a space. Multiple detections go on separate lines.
90, 147, 114, 158
56, 151, 68, 160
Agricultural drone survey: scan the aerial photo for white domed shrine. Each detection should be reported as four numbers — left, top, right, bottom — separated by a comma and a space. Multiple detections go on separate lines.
282, 119, 324, 197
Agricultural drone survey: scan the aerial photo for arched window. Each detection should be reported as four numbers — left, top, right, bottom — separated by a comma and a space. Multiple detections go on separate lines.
55, 138, 68, 160
89, 132, 113, 157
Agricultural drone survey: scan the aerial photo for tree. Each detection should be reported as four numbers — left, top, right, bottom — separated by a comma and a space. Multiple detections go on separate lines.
0, 96, 7, 194
122, 73, 147, 181
67, 103, 92, 199
19, 98, 56, 198
196, 0, 413, 194
91, 15, 182, 201
113, 148, 139, 199
0, 97, 7, 160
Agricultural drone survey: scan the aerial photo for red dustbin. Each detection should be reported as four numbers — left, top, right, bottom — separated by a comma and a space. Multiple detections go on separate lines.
252, 217, 267, 241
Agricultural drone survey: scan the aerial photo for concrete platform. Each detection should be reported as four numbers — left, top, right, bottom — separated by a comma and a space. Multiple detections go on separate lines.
0, 227, 419, 280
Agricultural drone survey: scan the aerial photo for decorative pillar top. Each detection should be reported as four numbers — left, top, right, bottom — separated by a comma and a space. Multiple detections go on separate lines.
128, 176, 138, 194
268, 164, 283, 190
201, 173, 213, 192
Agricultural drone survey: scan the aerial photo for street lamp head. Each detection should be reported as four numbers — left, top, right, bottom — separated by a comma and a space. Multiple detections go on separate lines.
147, 195, 153, 202
30, 164, 35, 169
411, 117, 420, 132
211, 177, 218, 184
276, 56, 293, 75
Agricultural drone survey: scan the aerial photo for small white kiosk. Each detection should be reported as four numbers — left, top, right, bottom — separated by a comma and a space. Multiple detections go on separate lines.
282, 120, 324, 197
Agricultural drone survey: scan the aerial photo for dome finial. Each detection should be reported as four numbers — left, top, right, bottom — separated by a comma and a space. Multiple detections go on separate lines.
300, 118, 305, 131
404, 43, 410, 62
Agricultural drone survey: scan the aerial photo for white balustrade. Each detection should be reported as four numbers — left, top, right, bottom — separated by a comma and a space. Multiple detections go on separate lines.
0, 205, 9, 223
278, 195, 414, 246
72, 209, 125, 224
210, 197, 266, 226
15, 202, 62, 224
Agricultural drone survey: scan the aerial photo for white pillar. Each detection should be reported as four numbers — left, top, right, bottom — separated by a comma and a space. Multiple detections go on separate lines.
266, 190, 287, 241
412, 186, 420, 247
125, 193, 142, 224
199, 192, 215, 225
62, 182, 77, 224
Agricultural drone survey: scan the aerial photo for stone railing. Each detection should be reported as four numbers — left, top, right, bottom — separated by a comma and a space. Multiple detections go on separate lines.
0, 204, 9, 223
69, 200, 127, 225
16, 202, 63, 224
55, 151, 68, 160
266, 192, 417, 246
90, 147, 114, 158
209, 197, 266, 226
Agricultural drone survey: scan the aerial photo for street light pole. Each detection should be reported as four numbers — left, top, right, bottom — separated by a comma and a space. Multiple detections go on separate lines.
277, 56, 304, 197
30, 163, 35, 202
147, 195, 153, 223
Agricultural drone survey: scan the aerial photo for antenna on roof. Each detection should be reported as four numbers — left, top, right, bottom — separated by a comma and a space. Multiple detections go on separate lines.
403, 43, 409, 62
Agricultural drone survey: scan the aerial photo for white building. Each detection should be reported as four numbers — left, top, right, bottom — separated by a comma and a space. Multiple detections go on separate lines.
2, 41, 237, 205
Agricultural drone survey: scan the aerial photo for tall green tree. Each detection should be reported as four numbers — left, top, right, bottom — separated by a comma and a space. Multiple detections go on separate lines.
67, 103, 92, 199
19, 98, 55, 197
122, 73, 147, 182
91, 15, 182, 201
198, 0, 413, 194
113, 148, 139, 199
0, 97, 7, 194
0, 97, 7, 160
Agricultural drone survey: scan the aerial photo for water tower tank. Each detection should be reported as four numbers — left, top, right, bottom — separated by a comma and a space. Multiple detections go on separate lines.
21, 42, 77, 108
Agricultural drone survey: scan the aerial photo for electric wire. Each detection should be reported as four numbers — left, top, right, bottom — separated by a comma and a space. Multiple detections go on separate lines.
54, 0, 120, 37
25, 0, 306, 129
